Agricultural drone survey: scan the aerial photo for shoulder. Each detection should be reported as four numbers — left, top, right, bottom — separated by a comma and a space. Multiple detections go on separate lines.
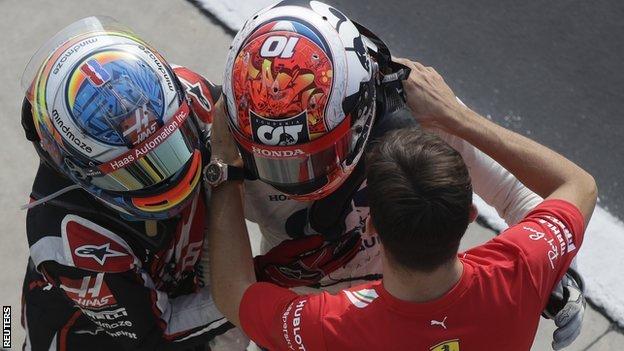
466, 200, 581, 254
306, 285, 382, 347
28, 210, 138, 274
27, 163, 140, 273
462, 200, 584, 297
478, 199, 582, 262
286, 284, 382, 318
172, 65, 221, 126
241, 282, 381, 350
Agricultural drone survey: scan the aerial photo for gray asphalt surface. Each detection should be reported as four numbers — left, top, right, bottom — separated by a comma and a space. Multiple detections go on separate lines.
328, 0, 624, 219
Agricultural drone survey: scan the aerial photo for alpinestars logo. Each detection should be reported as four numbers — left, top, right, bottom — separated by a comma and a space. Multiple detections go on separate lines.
250, 110, 310, 146
344, 288, 379, 308
180, 77, 212, 113
75, 243, 127, 265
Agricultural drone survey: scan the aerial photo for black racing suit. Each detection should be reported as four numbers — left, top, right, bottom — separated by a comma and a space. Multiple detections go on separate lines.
21, 67, 233, 351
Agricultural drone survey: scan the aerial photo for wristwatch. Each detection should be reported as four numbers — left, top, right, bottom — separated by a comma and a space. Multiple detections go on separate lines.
203, 159, 245, 187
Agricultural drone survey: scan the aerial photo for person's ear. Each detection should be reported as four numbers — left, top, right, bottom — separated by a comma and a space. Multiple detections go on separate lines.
469, 203, 478, 223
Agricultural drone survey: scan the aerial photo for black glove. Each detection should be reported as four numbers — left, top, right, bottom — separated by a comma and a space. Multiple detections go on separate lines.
543, 268, 586, 350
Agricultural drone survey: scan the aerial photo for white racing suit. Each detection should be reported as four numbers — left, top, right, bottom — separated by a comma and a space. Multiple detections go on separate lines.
245, 108, 543, 294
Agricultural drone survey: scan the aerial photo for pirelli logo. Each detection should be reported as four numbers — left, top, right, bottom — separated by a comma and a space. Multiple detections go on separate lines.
2, 306, 10, 348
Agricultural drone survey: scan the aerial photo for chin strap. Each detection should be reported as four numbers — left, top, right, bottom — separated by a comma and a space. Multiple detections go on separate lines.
351, 21, 411, 115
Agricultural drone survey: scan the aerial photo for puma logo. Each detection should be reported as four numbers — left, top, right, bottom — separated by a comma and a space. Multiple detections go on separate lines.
431, 316, 447, 329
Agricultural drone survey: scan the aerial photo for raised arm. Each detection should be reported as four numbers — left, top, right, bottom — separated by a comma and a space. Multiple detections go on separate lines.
395, 58, 595, 351
395, 59, 597, 225
202, 100, 254, 328
433, 126, 542, 226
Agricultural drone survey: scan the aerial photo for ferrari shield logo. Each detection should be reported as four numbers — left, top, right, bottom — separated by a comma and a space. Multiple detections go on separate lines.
430, 339, 460, 351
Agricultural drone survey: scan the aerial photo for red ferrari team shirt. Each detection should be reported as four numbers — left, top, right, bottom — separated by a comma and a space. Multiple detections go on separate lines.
240, 200, 585, 351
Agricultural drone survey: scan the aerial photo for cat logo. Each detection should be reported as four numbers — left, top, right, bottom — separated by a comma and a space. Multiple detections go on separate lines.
430, 339, 460, 351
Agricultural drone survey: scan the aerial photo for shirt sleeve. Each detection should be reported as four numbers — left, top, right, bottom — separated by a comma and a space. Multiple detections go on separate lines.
492, 199, 585, 304
240, 282, 326, 351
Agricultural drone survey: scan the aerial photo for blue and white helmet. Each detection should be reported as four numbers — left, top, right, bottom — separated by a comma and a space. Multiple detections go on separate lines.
22, 17, 204, 219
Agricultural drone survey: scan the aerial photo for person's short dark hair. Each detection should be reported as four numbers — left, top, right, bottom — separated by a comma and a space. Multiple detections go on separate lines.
366, 127, 473, 272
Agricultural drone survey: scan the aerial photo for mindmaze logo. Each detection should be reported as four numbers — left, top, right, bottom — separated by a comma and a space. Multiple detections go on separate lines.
2, 306, 10, 348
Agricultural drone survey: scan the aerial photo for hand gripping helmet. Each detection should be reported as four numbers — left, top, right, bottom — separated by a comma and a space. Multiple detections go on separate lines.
21, 17, 205, 219
223, 1, 408, 200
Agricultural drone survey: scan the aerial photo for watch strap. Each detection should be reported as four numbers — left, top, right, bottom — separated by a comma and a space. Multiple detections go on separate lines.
226, 165, 245, 181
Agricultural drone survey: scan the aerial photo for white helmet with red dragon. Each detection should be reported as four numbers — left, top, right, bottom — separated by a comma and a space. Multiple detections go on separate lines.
223, 0, 387, 200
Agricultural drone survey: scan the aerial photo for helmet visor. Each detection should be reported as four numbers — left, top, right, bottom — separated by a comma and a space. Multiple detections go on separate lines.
21, 16, 135, 94
81, 102, 199, 192
234, 117, 354, 195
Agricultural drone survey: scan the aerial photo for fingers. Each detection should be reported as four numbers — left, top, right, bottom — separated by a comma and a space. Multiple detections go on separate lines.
393, 57, 435, 72
425, 66, 439, 77
393, 57, 423, 72
552, 310, 583, 350
391, 56, 411, 66
410, 60, 426, 71
554, 287, 585, 328
392, 57, 444, 84
552, 286, 585, 350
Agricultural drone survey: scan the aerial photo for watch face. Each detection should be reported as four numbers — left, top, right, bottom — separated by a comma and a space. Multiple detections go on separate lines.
205, 163, 222, 184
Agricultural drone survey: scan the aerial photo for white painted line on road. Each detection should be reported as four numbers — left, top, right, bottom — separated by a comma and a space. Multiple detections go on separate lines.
189, 0, 274, 31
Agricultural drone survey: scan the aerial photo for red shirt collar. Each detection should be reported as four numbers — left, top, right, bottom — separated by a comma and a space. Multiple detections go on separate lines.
374, 259, 475, 316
